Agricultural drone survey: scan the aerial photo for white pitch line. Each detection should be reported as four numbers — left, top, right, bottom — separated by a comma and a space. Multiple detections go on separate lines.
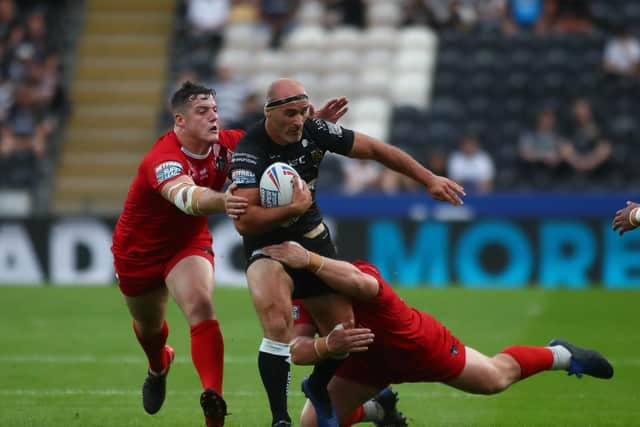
0, 388, 473, 399
1, 355, 638, 366
0, 355, 255, 364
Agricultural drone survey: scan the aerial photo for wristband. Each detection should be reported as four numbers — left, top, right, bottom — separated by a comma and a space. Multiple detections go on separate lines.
313, 337, 329, 359
307, 251, 325, 274
630, 208, 640, 227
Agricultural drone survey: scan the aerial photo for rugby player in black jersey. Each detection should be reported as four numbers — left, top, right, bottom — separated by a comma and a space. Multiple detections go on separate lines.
228, 79, 465, 427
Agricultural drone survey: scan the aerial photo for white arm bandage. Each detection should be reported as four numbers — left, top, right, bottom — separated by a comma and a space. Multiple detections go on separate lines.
167, 182, 203, 215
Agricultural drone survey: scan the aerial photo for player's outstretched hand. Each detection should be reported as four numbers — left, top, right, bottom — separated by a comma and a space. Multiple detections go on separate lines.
427, 175, 466, 206
263, 241, 308, 268
612, 200, 640, 236
224, 183, 248, 219
290, 176, 312, 215
326, 320, 374, 355
313, 96, 349, 123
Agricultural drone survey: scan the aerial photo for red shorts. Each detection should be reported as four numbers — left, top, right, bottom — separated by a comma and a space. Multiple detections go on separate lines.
335, 314, 466, 388
114, 240, 214, 297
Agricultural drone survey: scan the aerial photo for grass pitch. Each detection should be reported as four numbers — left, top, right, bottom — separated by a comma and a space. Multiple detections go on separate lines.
0, 285, 637, 426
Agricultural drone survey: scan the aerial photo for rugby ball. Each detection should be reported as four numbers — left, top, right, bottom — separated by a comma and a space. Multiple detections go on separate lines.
260, 162, 303, 208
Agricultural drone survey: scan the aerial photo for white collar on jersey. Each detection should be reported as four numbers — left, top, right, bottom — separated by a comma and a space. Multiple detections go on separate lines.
181, 145, 212, 160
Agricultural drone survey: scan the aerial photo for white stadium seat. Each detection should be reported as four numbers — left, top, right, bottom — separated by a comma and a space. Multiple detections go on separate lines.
284, 25, 327, 51
217, 48, 253, 77
224, 24, 269, 51
393, 49, 436, 74
352, 118, 389, 141
297, 0, 323, 26
350, 96, 391, 123
362, 27, 398, 50
367, 2, 402, 28
390, 72, 429, 108
326, 27, 363, 51
398, 27, 438, 51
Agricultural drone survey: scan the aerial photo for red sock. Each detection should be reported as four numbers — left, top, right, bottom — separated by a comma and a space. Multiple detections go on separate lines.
501, 345, 554, 379
340, 405, 364, 427
191, 319, 224, 393
133, 320, 169, 373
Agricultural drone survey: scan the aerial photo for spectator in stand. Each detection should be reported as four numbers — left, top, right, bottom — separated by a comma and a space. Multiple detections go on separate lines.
0, 0, 17, 41
518, 109, 565, 182
259, 0, 300, 49
184, 0, 229, 50
552, 0, 592, 33
341, 158, 382, 194
503, 0, 544, 34
227, 92, 263, 131
323, 0, 365, 29
210, 64, 248, 129
447, 135, 494, 193
560, 99, 612, 178
603, 27, 640, 79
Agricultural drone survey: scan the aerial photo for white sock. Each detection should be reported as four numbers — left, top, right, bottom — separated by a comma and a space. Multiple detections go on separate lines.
362, 399, 384, 422
547, 345, 572, 370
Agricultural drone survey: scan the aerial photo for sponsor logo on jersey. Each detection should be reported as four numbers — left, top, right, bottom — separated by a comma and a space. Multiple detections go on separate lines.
231, 169, 257, 185
301, 139, 309, 147
326, 121, 343, 137
292, 304, 300, 320
231, 153, 258, 165
155, 161, 183, 184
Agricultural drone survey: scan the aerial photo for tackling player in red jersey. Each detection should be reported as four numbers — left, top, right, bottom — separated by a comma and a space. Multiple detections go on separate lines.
263, 242, 614, 427
292, 299, 408, 427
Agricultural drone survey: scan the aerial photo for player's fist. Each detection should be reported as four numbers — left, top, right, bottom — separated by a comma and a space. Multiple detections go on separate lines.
326, 320, 374, 356
290, 176, 312, 215
612, 200, 640, 236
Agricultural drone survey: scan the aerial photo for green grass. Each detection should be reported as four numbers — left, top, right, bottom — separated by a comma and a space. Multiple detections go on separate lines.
0, 285, 638, 426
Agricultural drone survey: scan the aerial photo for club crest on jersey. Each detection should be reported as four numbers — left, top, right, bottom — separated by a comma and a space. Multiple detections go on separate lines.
155, 161, 183, 184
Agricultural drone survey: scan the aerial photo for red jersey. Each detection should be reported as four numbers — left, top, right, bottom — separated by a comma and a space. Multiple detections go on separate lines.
294, 261, 465, 386
112, 129, 244, 262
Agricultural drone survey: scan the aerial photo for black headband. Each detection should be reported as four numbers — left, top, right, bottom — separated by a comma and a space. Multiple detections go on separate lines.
264, 94, 309, 110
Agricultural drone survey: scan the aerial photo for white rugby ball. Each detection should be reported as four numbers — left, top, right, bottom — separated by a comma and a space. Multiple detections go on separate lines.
260, 162, 303, 207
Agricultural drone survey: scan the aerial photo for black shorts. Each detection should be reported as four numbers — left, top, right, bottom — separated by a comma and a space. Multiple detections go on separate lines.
246, 223, 338, 299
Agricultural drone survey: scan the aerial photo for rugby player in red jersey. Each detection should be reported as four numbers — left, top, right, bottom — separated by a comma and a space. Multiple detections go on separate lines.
111, 81, 351, 427
292, 299, 407, 427
263, 242, 614, 427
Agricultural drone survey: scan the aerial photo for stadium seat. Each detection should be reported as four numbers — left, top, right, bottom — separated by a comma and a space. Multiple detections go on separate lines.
352, 118, 388, 141
217, 48, 253, 77
357, 69, 391, 98
394, 75, 431, 109
297, 0, 323, 26
253, 50, 287, 75
284, 26, 327, 51
224, 24, 269, 51
326, 27, 362, 51
393, 49, 435, 74
398, 27, 438, 51
362, 27, 398, 50
324, 49, 361, 74
350, 96, 391, 123
367, 2, 402, 28
320, 72, 357, 99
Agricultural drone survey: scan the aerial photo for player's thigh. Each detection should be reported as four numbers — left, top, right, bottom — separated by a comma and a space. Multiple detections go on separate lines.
124, 286, 169, 333
328, 376, 381, 423
246, 258, 294, 336
303, 293, 354, 336
445, 346, 501, 394
165, 255, 216, 321
299, 399, 317, 427
246, 258, 294, 311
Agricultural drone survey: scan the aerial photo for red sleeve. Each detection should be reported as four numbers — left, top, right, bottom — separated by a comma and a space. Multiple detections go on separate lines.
219, 129, 245, 151
292, 299, 314, 326
142, 153, 187, 193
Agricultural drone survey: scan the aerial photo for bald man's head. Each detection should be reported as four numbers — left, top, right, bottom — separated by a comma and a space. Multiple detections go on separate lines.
266, 78, 307, 103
